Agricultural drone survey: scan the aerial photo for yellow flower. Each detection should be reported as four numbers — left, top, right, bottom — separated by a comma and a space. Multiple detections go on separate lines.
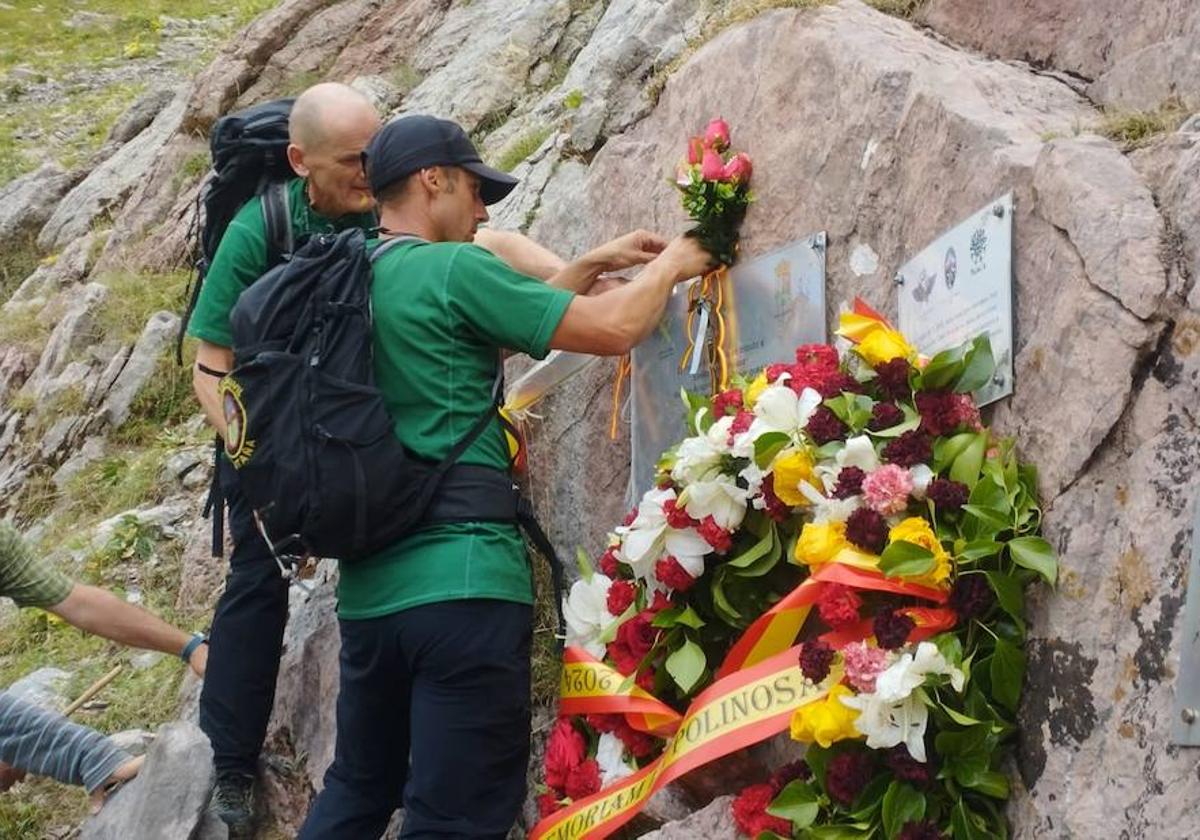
770, 448, 817, 506
887, 517, 952, 589
794, 521, 848, 567
745, 371, 769, 407
790, 684, 861, 747
857, 327, 915, 366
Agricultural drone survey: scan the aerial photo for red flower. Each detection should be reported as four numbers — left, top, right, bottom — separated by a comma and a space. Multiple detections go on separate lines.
712, 388, 743, 417
831, 466, 866, 499
614, 719, 658, 759
873, 608, 915, 649
662, 498, 697, 530
701, 148, 726, 181
897, 820, 948, 840
704, 117, 731, 151
760, 473, 791, 522
729, 409, 754, 443
806, 405, 848, 445
795, 344, 839, 371
769, 760, 812, 794
882, 430, 932, 468
731, 783, 793, 838
765, 363, 791, 383
621, 507, 639, 527
845, 506, 887, 553
874, 357, 912, 400
635, 667, 657, 693
799, 639, 835, 683
607, 580, 636, 615
869, 402, 905, 431
885, 745, 933, 788
927, 478, 969, 511
697, 516, 732, 553
585, 713, 620, 734
649, 591, 674, 613
817, 583, 863, 629
722, 152, 752, 183
538, 792, 564, 819
599, 547, 621, 578
686, 136, 705, 165
826, 750, 873, 806
544, 718, 586, 791
565, 759, 602, 800
655, 556, 697, 592
608, 612, 657, 674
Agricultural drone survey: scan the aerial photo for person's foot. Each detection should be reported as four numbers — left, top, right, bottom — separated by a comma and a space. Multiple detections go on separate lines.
212, 771, 256, 839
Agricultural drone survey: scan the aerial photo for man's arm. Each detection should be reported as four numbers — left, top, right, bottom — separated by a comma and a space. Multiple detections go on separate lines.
549, 235, 712, 356
192, 341, 234, 442
49, 585, 206, 677
474, 229, 566, 282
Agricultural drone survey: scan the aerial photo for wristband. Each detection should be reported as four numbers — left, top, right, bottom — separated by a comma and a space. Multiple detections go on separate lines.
180, 633, 207, 663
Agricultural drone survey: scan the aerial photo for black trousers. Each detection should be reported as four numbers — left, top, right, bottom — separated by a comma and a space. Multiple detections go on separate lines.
297, 599, 533, 840
198, 455, 290, 777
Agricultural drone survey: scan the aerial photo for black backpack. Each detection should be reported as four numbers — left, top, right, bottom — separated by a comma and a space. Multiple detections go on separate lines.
219, 230, 541, 564
177, 98, 296, 362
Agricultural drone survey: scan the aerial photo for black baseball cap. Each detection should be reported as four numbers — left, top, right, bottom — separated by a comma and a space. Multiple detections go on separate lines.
363, 114, 519, 205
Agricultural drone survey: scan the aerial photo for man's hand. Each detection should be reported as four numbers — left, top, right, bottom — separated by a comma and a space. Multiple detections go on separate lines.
188, 642, 208, 678
0, 760, 26, 792
586, 229, 668, 272
88, 755, 143, 815
656, 235, 716, 282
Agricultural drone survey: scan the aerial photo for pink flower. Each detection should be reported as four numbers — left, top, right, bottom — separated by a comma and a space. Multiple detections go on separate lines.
700, 148, 726, 181
862, 464, 914, 516
686, 136, 706, 165
704, 117, 731, 152
722, 152, 752, 183
841, 640, 890, 693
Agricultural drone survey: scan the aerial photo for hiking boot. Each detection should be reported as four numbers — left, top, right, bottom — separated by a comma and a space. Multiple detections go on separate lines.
212, 772, 255, 839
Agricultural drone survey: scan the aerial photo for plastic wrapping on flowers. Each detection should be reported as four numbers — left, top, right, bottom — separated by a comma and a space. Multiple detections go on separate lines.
541, 299, 1057, 840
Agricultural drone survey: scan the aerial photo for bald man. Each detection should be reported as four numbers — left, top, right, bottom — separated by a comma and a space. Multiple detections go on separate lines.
187, 83, 565, 837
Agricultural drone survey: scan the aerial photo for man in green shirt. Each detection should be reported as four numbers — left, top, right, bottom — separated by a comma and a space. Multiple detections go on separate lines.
0, 523, 207, 809
297, 115, 713, 839
188, 83, 575, 836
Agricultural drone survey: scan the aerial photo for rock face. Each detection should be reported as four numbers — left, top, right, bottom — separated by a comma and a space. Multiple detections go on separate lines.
78, 722, 218, 840
0, 163, 78, 249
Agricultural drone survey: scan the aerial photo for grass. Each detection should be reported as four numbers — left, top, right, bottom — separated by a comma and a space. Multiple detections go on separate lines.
1097, 98, 1191, 148
496, 126, 554, 172
0, 232, 41, 306
530, 548, 565, 708
93, 268, 189, 344
863, 0, 927, 18
647, 0, 832, 102
562, 89, 584, 110
388, 61, 425, 97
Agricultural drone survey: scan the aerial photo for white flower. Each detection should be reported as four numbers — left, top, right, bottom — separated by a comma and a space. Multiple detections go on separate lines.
617, 488, 711, 583
562, 573, 613, 658
740, 461, 767, 503
596, 733, 634, 786
680, 474, 749, 531
836, 435, 880, 472
671, 429, 725, 485
874, 642, 965, 703
840, 691, 930, 761
909, 464, 934, 499
745, 384, 823, 443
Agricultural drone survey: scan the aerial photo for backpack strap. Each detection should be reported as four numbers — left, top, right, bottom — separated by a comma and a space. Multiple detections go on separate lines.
262, 180, 293, 267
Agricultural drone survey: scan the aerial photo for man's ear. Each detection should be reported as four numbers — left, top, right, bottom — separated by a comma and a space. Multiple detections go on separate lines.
286, 143, 309, 178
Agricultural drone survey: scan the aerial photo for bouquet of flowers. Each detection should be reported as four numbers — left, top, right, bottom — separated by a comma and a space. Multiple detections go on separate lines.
676, 117, 754, 266
538, 300, 1055, 840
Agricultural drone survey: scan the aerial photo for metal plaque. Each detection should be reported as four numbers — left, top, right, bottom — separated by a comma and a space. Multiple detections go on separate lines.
897, 193, 1015, 407
629, 233, 827, 496
1170, 496, 1200, 746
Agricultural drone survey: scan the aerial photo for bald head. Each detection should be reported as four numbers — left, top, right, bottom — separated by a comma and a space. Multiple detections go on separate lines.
289, 82, 378, 152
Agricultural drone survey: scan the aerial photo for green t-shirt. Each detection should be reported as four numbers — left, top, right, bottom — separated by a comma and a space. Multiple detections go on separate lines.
335, 240, 574, 620
186, 178, 377, 347
0, 523, 72, 609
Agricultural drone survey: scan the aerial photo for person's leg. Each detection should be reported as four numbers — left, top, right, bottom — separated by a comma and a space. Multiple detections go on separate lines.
198, 456, 290, 831
297, 611, 412, 840
399, 599, 533, 840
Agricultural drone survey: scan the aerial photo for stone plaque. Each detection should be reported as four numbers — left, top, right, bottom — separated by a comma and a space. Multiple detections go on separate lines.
897, 193, 1015, 406
629, 233, 827, 496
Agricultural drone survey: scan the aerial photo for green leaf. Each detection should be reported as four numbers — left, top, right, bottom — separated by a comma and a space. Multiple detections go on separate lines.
651, 605, 707, 630
682, 388, 714, 434
951, 799, 988, 840
766, 780, 820, 829
956, 336, 995, 394
950, 433, 988, 489
665, 638, 707, 693
984, 571, 1024, 631
879, 540, 935, 578
727, 522, 777, 569
934, 433, 977, 473
848, 774, 891, 820
1007, 536, 1058, 585
968, 475, 1011, 515
936, 726, 995, 788
575, 547, 594, 583
755, 432, 792, 468
961, 505, 1010, 532
958, 540, 1004, 562
941, 704, 985, 727
989, 637, 1026, 714
882, 782, 926, 839
801, 827, 873, 840
933, 633, 964, 668
597, 602, 636, 644
803, 744, 831, 789
968, 770, 1011, 799
868, 402, 922, 438
922, 346, 966, 390
825, 394, 875, 431
710, 569, 743, 625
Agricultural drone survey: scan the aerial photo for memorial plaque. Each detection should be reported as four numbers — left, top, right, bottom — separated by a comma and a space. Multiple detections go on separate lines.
897, 193, 1015, 406
629, 233, 827, 496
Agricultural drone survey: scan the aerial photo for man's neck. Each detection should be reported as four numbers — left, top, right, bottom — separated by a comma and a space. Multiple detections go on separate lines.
378, 207, 440, 242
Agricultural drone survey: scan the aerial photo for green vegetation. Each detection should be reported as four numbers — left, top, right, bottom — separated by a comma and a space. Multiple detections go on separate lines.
496, 126, 554, 172
648, 0, 832, 102
863, 0, 927, 18
94, 269, 188, 344
0, 233, 41, 305
562, 88, 584, 110
1097, 98, 1191, 148
388, 61, 425, 97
